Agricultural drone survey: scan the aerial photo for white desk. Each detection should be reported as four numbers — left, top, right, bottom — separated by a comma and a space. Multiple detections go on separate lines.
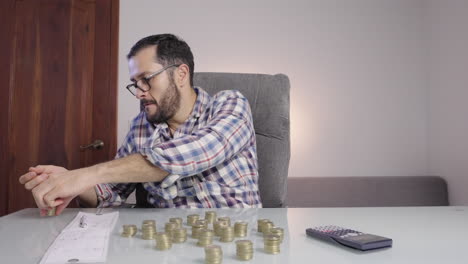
1, 207, 467, 263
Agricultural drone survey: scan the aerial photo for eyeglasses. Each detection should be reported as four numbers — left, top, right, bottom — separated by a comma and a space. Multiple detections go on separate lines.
126, 64, 180, 96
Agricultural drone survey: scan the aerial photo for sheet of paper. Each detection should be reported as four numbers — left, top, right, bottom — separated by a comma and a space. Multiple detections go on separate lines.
39, 211, 119, 264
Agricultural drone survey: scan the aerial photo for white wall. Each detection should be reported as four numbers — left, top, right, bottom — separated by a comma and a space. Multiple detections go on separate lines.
119, 0, 429, 182
426, 0, 468, 205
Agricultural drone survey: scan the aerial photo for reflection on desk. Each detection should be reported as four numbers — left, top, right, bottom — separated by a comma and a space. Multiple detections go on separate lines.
1, 207, 467, 264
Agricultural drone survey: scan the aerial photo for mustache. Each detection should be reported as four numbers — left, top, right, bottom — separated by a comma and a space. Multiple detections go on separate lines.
140, 99, 157, 111
140, 99, 157, 106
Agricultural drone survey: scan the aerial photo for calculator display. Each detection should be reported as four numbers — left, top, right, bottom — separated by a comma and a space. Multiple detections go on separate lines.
344, 234, 388, 244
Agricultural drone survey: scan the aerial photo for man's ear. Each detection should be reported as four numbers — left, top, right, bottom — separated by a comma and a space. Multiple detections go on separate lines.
176, 64, 190, 88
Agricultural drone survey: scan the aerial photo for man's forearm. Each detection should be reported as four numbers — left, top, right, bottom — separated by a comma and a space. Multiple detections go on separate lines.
89, 154, 169, 185
78, 187, 98, 207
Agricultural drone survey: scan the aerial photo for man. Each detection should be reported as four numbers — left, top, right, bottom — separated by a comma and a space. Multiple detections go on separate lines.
19, 34, 262, 215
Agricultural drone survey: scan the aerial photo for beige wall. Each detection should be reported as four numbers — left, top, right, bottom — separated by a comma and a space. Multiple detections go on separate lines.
426, 0, 468, 205
118, 0, 468, 205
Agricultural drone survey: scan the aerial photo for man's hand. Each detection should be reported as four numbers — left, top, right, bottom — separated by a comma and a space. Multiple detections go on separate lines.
20, 165, 68, 190
19, 165, 68, 216
19, 154, 169, 215
19, 165, 97, 215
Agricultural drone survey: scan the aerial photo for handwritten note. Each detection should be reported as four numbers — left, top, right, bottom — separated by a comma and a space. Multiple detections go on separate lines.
39, 211, 119, 264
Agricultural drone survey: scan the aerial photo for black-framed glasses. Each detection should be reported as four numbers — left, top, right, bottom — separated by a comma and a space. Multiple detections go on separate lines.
126, 64, 180, 96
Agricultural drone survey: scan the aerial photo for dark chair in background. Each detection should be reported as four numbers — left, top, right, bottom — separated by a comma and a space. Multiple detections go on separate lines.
286, 176, 449, 207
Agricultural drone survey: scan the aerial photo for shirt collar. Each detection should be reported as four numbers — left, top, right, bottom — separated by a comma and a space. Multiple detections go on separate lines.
190, 86, 211, 119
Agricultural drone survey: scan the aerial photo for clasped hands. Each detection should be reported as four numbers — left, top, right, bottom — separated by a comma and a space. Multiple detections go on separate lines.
18, 165, 95, 216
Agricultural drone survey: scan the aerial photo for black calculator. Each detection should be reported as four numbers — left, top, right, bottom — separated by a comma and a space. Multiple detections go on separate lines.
306, 225, 392, 251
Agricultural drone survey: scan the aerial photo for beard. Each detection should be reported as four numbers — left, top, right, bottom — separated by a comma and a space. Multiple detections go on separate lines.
140, 79, 181, 124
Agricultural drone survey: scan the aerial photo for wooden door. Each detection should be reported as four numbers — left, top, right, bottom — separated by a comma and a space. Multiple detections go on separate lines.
0, 0, 119, 216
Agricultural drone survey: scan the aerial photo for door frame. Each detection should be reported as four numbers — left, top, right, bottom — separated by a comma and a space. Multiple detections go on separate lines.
0, 0, 16, 217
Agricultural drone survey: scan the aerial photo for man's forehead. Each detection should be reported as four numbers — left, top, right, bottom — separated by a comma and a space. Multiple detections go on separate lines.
128, 46, 161, 79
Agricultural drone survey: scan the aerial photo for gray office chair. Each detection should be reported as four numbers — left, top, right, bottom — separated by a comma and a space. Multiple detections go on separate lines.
135, 72, 291, 208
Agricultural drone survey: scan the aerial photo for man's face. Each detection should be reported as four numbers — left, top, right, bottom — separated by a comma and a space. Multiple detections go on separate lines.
128, 46, 181, 124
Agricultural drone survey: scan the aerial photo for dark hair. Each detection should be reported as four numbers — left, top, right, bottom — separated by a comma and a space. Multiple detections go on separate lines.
127, 34, 195, 87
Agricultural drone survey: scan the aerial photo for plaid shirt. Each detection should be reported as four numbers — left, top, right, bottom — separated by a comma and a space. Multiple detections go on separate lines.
95, 87, 262, 208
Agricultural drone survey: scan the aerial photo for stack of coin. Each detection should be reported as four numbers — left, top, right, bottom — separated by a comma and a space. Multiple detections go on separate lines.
205, 211, 217, 225
234, 221, 248, 237
217, 217, 231, 226
142, 222, 157, 240
165, 222, 177, 239
187, 214, 200, 226
257, 219, 269, 233
192, 222, 205, 239
264, 234, 281, 254
267, 227, 284, 243
155, 232, 172, 250
195, 219, 208, 228
204, 244, 223, 264
262, 221, 274, 235
214, 221, 229, 237
47, 207, 56, 217
197, 229, 214, 247
121, 224, 138, 237
236, 240, 254, 261
143, 219, 156, 227
169, 217, 183, 229
172, 228, 188, 243
219, 226, 235, 242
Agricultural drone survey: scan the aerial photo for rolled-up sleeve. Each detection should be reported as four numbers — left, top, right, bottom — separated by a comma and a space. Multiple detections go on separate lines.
93, 115, 144, 207
140, 90, 255, 178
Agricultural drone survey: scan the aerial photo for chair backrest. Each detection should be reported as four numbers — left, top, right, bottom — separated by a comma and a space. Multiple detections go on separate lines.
193, 72, 291, 207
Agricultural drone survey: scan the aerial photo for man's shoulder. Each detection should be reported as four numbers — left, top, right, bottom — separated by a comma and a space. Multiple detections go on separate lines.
202, 89, 253, 121
208, 90, 250, 110
211, 89, 246, 101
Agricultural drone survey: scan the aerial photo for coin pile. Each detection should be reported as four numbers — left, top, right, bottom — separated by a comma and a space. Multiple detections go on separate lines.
169, 217, 183, 228
217, 217, 231, 226
205, 211, 217, 225
267, 227, 284, 243
192, 222, 205, 239
172, 228, 188, 243
123, 213, 285, 260
204, 244, 223, 264
197, 229, 214, 247
155, 232, 172, 250
214, 220, 229, 237
121, 224, 137, 237
215, 217, 230, 236
234, 221, 248, 237
236, 240, 254, 261
259, 220, 274, 234
165, 222, 177, 239
142, 220, 157, 240
143, 219, 156, 226
47, 207, 56, 217
187, 214, 200, 226
264, 234, 281, 254
264, 221, 275, 234
220, 226, 235, 242
196, 219, 208, 228
257, 219, 269, 233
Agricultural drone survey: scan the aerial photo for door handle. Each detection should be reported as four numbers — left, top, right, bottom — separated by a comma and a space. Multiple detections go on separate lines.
80, 139, 104, 150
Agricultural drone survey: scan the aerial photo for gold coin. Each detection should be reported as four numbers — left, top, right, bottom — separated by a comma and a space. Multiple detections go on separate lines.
47, 208, 56, 217
205, 211, 217, 224
187, 214, 200, 226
